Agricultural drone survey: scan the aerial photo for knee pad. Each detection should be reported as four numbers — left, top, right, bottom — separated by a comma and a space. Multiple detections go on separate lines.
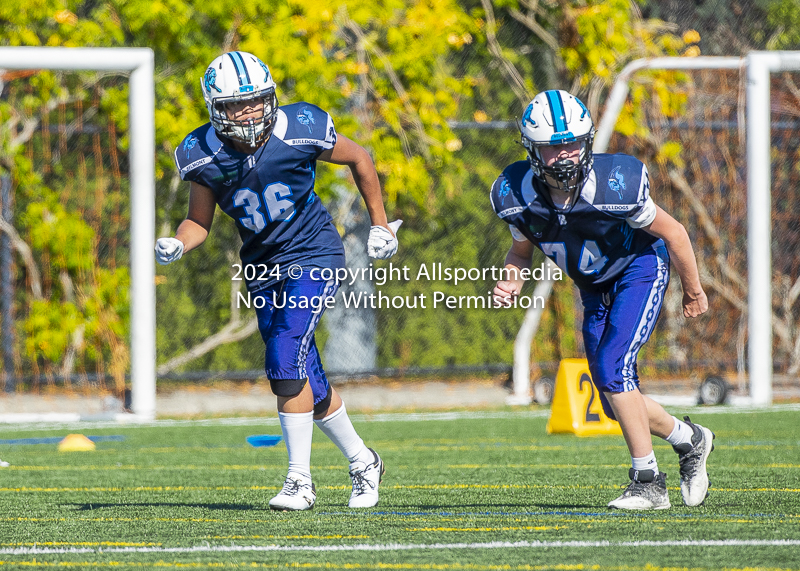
313, 385, 333, 416
269, 377, 308, 397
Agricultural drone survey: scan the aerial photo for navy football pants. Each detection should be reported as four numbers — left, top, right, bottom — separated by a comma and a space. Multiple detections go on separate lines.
580, 241, 670, 420
252, 275, 338, 409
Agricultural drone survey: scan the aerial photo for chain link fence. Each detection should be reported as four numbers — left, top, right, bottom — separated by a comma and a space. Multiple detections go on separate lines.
608, 69, 800, 394
0, 72, 131, 395
1, 65, 799, 401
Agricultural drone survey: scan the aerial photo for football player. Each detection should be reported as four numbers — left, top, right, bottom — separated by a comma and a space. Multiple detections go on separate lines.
491, 90, 714, 510
157, 51, 400, 511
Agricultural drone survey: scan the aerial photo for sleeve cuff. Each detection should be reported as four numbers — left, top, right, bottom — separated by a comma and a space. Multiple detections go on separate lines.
626, 197, 657, 228
509, 224, 528, 242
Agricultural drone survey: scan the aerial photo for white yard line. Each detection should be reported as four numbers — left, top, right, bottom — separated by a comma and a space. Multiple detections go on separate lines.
2, 403, 800, 432
1, 539, 800, 555
0, 410, 550, 432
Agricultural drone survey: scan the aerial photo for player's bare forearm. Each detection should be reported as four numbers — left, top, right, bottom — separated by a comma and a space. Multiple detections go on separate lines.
505, 236, 535, 274
504, 244, 533, 272
644, 205, 708, 317
494, 239, 534, 306
176, 181, 216, 254
351, 158, 389, 230
665, 226, 701, 292
663, 227, 708, 317
174, 219, 209, 254
319, 134, 389, 232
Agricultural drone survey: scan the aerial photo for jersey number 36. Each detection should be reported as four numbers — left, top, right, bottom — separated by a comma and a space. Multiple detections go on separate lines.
234, 183, 295, 232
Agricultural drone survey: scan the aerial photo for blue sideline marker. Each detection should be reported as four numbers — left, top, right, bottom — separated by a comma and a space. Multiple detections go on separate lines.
246, 435, 283, 447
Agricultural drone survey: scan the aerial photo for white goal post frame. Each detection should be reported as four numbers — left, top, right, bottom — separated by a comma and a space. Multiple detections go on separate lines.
0, 47, 156, 420
509, 51, 800, 407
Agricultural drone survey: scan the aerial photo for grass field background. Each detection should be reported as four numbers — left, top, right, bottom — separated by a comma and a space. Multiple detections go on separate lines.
0, 406, 798, 569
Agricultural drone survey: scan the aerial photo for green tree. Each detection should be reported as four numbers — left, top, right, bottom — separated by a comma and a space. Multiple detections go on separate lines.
0, 0, 483, 379
0, 0, 722, 383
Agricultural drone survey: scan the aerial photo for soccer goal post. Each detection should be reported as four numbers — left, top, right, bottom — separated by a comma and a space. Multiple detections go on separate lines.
592, 51, 800, 407
0, 47, 156, 420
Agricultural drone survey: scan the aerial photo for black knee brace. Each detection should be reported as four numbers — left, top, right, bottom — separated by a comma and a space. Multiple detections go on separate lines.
269, 377, 308, 397
313, 385, 333, 416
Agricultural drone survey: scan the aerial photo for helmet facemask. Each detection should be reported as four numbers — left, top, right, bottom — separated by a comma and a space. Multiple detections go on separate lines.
522, 132, 594, 195
209, 88, 278, 147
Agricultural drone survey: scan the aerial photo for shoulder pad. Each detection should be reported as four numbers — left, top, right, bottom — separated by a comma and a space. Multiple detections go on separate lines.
272, 102, 336, 151
174, 124, 223, 181
490, 161, 530, 218
588, 153, 645, 211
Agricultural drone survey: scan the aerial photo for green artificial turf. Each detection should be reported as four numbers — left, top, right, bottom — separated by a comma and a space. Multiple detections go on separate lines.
0, 407, 798, 569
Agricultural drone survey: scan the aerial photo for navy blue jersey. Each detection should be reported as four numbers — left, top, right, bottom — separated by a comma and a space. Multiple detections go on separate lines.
490, 154, 659, 293
174, 102, 345, 291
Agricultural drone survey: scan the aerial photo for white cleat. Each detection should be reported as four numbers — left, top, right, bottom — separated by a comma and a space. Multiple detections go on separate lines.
348, 448, 384, 508
269, 475, 316, 511
674, 416, 715, 507
608, 469, 671, 511
0, 459, 9, 468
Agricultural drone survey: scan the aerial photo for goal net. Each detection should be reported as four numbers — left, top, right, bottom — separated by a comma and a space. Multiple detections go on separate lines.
0, 48, 154, 421
601, 62, 800, 401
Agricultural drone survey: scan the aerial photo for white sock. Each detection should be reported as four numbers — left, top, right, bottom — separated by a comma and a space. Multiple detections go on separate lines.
278, 411, 314, 481
314, 403, 372, 464
665, 416, 694, 447
631, 451, 659, 475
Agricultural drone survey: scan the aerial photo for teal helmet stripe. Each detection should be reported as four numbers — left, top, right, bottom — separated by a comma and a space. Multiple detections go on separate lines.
545, 90, 567, 133
227, 51, 251, 86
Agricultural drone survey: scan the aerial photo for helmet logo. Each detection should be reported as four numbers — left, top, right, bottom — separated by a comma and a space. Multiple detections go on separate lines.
608, 165, 626, 199
258, 60, 271, 82
204, 68, 222, 93
499, 178, 511, 198
575, 97, 590, 119
522, 103, 536, 128
296, 107, 315, 133
183, 134, 198, 157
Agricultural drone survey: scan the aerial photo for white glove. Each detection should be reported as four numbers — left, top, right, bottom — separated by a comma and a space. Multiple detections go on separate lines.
155, 237, 185, 266
367, 220, 402, 259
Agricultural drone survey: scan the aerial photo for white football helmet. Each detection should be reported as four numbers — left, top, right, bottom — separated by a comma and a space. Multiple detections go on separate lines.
519, 90, 595, 195
201, 51, 278, 146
